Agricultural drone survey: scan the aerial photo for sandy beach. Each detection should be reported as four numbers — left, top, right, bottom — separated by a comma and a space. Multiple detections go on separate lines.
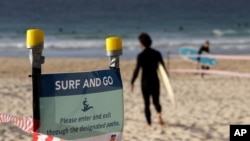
0, 57, 250, 141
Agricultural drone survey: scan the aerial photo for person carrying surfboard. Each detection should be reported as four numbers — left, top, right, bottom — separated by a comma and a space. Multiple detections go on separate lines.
130, 32, 167, 127
197, 41, 210, 78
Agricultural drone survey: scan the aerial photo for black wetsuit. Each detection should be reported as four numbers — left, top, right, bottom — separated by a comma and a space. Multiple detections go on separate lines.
198, 46, 210, 69
131, 48, 165, 125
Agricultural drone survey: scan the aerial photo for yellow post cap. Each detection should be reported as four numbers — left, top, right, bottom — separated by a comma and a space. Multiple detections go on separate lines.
26, 29, 44, 48
106, 37, 122, 51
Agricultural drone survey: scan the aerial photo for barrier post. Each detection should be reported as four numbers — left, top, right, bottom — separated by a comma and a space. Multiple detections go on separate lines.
106, 37, 123, 141
26, 29, 45, 137
106, 37, 122, 69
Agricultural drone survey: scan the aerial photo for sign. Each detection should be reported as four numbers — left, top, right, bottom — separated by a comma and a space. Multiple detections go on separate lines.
38, 69, 123, 141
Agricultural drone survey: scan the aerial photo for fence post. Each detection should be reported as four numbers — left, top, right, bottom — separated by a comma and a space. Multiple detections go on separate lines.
26, 29, 45, 137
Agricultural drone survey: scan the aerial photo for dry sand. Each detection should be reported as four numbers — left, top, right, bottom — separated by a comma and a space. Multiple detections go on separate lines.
0, 57, 250, 141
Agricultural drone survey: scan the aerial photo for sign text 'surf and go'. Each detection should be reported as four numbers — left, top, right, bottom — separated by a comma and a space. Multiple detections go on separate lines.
55, 76, 114, 90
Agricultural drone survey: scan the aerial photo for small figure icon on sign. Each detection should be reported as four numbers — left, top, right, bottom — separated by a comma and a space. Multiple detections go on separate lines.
81, 98, 93, 112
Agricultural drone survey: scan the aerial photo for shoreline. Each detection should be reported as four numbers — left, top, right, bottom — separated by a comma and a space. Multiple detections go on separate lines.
1, 46, 250, 60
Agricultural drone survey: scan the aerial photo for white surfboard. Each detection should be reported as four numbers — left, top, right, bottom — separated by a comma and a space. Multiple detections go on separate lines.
158, 63, 176, 108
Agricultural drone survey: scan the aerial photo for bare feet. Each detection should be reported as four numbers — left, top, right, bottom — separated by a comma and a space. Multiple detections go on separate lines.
158, 114, 165, 126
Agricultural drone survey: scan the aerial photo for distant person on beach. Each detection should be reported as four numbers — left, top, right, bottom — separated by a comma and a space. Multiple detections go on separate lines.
130, 32, 167, 127
197, 41, 210, 78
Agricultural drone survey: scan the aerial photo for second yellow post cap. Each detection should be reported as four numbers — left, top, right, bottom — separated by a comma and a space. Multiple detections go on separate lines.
106, 37, 122, 51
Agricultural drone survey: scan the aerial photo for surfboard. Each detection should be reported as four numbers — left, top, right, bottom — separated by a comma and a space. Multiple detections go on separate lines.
158, 63, 176, 107
179, 47, 217, 66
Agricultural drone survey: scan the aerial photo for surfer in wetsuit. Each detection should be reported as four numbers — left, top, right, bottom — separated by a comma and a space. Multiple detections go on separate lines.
197, 41, 210, 78
130, 33, 167, 127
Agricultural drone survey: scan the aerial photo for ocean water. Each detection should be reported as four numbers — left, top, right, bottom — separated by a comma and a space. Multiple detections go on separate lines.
0, 0, 250, 58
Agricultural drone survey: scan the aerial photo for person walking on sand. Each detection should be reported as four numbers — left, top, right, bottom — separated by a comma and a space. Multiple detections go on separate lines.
130, 32, 167, 127
197, 41, 210, 78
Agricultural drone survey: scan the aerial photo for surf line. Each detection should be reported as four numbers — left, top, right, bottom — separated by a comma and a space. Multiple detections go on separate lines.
169, 54, 250, 60
170, 69, 250, 78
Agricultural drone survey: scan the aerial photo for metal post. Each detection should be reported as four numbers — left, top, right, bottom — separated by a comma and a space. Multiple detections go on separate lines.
26, 29, 45, 136
106, 37, 122, 69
